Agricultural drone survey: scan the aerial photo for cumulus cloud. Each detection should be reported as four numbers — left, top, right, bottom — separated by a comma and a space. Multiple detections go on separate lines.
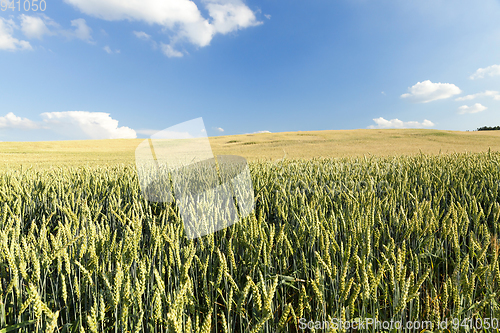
457, 103, 487, 114
0, 18, 32, 51
0, 111, 136, 139
455, 90, 500, 101
254, 130, 271, 133
19, 14, 54, 39
40, 111, 136, 139
18, 15, 93, 43
67, 18, 93, 42
133, 31, 152, 41
401, 80, 461, 103
134, 30, 158, 49
103, 45, 120, 54
470, 64, 500, 80
368, 117, 435, 129
63, 0, 262, 57
214, 127, 224, 132
205, 1, 262, 35
0, 112, 39, 129
160, 43, 183, 57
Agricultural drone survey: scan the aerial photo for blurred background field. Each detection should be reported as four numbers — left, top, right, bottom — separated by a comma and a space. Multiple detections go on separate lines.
1, 129, 500, 169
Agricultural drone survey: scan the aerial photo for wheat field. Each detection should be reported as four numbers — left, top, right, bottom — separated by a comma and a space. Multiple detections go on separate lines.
1, 150, 500, 332
1, 129, 500, 169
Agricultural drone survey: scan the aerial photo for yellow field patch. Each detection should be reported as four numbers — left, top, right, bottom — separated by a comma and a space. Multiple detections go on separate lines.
1, 129, 499, 169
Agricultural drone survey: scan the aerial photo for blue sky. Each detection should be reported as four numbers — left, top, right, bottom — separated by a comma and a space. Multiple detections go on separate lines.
1, 0, 500, 141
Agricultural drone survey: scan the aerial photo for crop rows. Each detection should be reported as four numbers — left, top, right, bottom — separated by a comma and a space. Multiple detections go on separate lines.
1, 152, 500, 332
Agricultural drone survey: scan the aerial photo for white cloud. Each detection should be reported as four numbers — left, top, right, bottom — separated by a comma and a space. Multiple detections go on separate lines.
205, 1, 262, 35
401, 80, 461, 103
18, 15, 93, 43
134, 30, 158, 49
59, 18, 94, 42
160, 43, 183, 57
69, 18, 93, 42
63, 0, 262, 56
0, 111, 136, 140
470, 64, 500, 80
103, 45, 120, 54
254, 130, 271, 133
457, 103, 487, 114
0, 112, 39, 129
264, 14, 271, 19
0, 18, 32, 51
368, 117, 435, 129
455, 90, 500, 101
133, 31, 152, 41
40, 111, 136, 139
214, 127, 224, 132
19, 14, 54, 39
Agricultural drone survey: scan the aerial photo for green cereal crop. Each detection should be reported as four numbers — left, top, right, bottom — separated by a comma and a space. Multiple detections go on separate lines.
1, 152, 500, 332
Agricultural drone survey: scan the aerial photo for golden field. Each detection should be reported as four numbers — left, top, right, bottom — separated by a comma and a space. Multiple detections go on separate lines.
1, 129, 499, 169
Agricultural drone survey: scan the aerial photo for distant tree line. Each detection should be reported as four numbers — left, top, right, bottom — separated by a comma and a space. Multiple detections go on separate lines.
477, 126, 500, 131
